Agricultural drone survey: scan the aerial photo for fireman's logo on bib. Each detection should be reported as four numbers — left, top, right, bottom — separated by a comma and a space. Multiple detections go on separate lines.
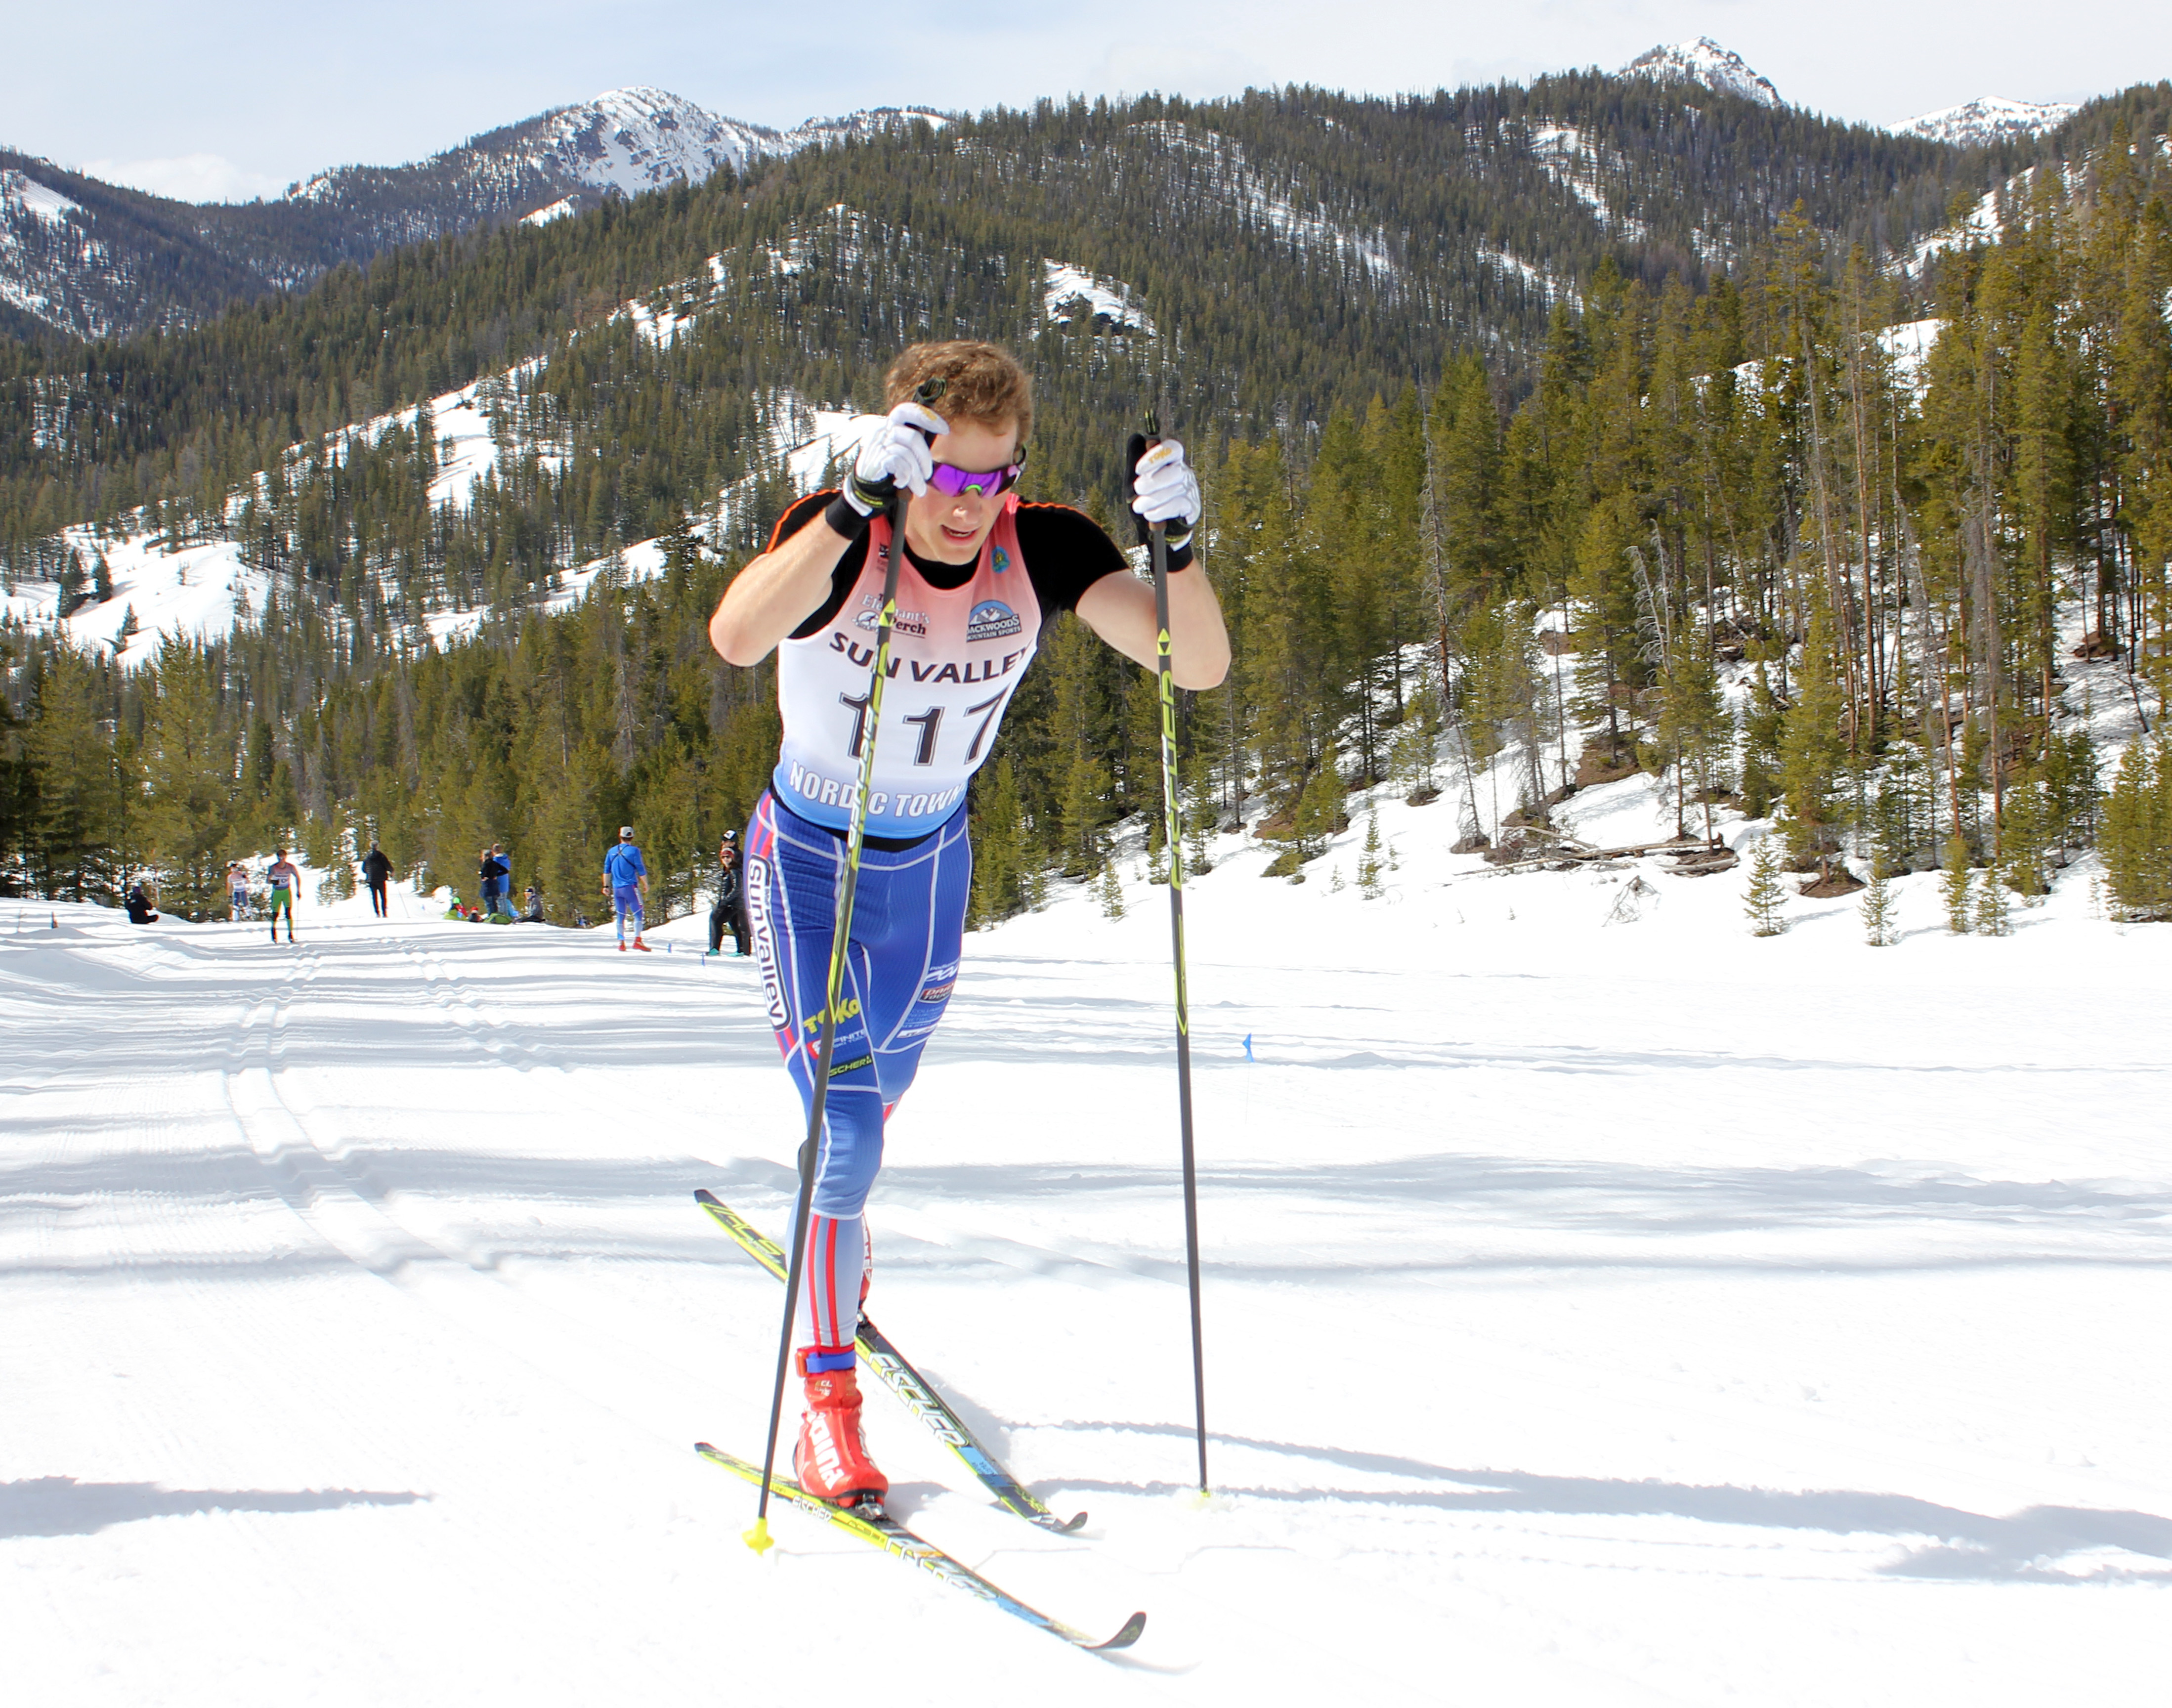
992, 546, 1011, 575
967, 600, 1022, 641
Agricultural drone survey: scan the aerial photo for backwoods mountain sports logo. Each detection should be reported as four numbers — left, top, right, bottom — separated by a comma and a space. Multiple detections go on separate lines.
967, 600, 1022, 641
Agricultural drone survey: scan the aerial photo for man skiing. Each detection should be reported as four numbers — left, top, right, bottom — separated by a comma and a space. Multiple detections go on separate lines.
603, 826, 650, 951
707, 340, 1227, 1506
226, 861, 251, 921
265, 849, 299, 943
362, 843, 393, 918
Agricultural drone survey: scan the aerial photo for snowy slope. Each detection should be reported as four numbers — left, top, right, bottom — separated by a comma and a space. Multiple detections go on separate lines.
5, 255, 821, 662
2, 368, 510, 665
1618, 38, 1783, 109
513, 86, 792, 194
1894, 96, 2079, 147
285, 88, 954, 219
0, 163, 128, 339
3, 777, 2168, 1705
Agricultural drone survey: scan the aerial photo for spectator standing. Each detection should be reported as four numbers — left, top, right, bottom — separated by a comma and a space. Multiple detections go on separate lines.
602, 826, 650, 952
708, 834, 748, 956
477, 846, 507, 920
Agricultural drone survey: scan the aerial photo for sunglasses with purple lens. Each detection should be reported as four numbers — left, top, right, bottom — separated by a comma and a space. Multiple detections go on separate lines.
927, 452, 1025, 498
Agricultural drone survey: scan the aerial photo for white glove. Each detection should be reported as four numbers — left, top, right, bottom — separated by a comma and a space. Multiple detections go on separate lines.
844, 401, 948, 515
1131, 438, 1201, 533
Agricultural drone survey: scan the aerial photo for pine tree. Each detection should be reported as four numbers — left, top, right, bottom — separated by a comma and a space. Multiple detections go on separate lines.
140, 639, 237, 918
1777, 598, 1852, 878
1096, 857, 1125, 920
25, 642, 132, 902
1737, 665, 1786, 820
1293, 752, 1345, 861
1859, 864, 1898, 947
1941, 834, 1976, 935
1998, 775, 2050, 900
1974, 867, 2013, 937
1183, 774, 1215, 878
2101, 739, 2172, 919
1744, 837, 1787, 937
1358, 810, 1384, 899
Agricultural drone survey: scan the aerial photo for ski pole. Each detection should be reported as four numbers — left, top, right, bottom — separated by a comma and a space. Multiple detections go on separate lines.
746, 381, 942, 1553
1143, 411, 1211, 1499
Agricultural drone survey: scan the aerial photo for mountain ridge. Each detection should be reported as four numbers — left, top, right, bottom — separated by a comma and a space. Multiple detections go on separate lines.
1892, 95, 2081, 148
0, 89, 953, 343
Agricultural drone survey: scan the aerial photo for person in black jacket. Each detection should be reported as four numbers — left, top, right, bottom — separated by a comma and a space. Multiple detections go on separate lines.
708, 834, 748, 955
478, 846, 507, 919
125, 881, 160, 925
362, 843, 393, 918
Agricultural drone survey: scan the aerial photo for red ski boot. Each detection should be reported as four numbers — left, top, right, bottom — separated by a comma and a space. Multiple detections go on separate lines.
792, 1348, 887, 1506
632, 937, 651, 952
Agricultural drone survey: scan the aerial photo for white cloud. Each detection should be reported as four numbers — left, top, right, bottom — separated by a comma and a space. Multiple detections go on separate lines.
79, 153, 282, 205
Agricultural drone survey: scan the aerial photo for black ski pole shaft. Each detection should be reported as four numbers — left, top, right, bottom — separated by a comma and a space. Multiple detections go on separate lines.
746, 386, 937, 1552
1143, 412, 1210, 1498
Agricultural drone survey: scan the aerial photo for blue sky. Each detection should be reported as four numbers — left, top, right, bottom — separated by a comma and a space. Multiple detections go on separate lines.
8, 0, 2166, 202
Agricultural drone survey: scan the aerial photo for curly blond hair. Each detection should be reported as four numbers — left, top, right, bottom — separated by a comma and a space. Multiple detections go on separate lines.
883, 341, 1032, 445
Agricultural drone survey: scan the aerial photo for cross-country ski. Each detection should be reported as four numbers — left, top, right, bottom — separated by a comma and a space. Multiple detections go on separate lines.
693, 1443, 1142, 1650
695, 1188, 1087, 1532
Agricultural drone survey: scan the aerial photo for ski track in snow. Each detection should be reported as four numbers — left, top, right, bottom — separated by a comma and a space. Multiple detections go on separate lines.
3, 806, 2170, 1703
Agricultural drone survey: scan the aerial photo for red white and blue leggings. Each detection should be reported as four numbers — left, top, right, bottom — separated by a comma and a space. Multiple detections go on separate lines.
745, 791, 969, 1361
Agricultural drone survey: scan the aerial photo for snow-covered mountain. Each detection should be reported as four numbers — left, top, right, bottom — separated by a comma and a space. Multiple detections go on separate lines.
1618, 38, 1783, 109
289, 88, 951, 208
0, 91, 952, 343
1892, 95, 2079, 148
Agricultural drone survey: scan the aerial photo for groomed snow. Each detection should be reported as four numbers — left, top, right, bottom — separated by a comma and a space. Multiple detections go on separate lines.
4, 770, 2167, 1703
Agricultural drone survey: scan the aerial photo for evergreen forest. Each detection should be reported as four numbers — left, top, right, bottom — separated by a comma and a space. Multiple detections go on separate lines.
5, 81, 2172, 928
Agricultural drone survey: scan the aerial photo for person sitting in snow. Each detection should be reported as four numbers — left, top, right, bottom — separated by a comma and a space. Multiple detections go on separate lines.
125, 882, 160, 925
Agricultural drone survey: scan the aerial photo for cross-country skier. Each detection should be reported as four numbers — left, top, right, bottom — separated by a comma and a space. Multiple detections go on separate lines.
264, 850, 299, 943
603, 826, 650, 951
707, 340, 1227, 1507
362, 843, 393, 918
226, 861, 251, 921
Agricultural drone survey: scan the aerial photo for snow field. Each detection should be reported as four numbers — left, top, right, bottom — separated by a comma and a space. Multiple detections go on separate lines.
2, 775, 2168, 1704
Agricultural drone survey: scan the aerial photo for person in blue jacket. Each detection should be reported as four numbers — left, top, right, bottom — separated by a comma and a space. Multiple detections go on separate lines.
601, 826, 649, 952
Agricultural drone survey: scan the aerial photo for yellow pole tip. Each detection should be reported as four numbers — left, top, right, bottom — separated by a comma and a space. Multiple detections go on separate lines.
743, 1519, 775, 1555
